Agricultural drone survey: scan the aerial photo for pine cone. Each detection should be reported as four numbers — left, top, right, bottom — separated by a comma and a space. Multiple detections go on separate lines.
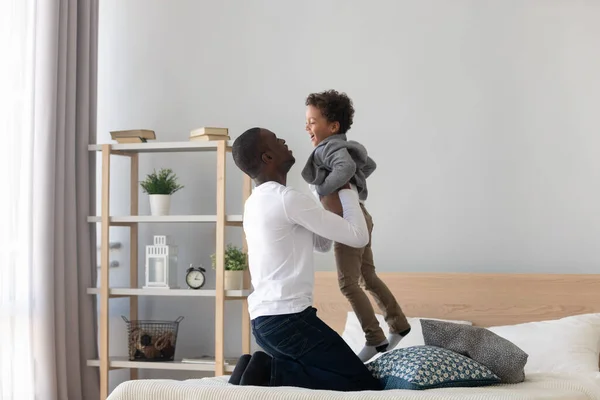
140, 334, 152, 346
160, 344, 175, 360
154, 332, 173, 350
143, 345, 161, 359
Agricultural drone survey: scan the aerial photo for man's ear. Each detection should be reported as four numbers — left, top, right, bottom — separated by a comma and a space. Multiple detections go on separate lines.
261, 151, 273, 164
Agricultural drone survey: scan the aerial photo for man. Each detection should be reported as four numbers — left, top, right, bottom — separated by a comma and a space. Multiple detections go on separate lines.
228, 127, 382, 391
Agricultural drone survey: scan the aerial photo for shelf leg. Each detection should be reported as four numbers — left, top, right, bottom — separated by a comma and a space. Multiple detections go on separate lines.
129, 153, 139, 381
100, 145, 111, 399
215, 141, 227, 376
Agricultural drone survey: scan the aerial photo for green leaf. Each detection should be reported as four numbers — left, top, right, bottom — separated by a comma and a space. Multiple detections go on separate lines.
211, 244, 247, 271
140, 168, 184, 195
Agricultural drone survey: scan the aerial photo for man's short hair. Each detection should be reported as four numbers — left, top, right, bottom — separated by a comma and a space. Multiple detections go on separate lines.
232, 127, 263, 178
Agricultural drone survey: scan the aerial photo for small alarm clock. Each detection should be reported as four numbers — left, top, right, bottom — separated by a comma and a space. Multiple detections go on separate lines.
185, 264, 206, 290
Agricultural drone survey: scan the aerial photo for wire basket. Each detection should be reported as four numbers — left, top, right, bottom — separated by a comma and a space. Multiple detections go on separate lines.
122, 316, 184, 361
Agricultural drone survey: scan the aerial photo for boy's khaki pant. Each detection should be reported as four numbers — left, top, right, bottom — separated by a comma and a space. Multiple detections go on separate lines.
334, 204, 410, 346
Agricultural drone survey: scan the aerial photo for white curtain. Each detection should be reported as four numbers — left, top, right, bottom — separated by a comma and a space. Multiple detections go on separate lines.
0, 1, 99, 399
0, 1, 36, 398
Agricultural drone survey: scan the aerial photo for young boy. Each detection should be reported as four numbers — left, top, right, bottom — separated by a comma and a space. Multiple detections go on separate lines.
302, 90, 411, 362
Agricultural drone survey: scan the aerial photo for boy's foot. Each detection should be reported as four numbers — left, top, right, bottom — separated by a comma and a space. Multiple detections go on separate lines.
240, 351, 272, 386
358, 339, 389, 362
229, 354, 252, 385
386, 328, 411, 351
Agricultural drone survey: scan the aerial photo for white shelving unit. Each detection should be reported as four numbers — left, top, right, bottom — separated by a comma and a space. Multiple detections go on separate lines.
87, 357, 237, 373
88, 140, 252, 400
86, 288, 251, 298
86, 215, 243, 224
88, 141, 233, 153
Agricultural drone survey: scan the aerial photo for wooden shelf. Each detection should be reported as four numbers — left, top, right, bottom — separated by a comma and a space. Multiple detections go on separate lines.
87, 215, 243, 225
87, 287, 250, 298
93, 138, 252, 398
88, 141, 233, 153
87, 357, 236, 373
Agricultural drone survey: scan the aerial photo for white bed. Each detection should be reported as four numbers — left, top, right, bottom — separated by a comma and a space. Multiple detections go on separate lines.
106, 272, 600, 400
107, 373, 600, 400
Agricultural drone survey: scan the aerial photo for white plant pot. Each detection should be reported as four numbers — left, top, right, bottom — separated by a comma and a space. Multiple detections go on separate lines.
224, 270, 244, 290
149, 194, 171, 216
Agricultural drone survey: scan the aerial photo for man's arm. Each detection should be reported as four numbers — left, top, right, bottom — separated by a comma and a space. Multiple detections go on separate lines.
308, 185, 334, 252
315, 148, 356, 197
283, 188, 368, 248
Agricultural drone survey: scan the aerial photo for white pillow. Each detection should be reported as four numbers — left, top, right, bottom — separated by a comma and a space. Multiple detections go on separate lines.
341, 312, 472, 354
488, 313, 600, 376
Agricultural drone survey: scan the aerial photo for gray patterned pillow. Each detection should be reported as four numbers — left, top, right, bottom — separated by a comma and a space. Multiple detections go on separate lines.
366, 346, 500, 390
421, 319, 528, 383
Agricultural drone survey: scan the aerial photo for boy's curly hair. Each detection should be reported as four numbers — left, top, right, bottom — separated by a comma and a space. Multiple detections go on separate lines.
306, 90, 354, 135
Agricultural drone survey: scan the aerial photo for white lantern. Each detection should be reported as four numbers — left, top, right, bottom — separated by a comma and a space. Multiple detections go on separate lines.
144, 235, 178, 289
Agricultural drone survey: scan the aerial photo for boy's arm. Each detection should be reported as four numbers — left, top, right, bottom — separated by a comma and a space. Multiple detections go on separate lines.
283, 188, 368, 248
363, 156, 377, 179
315, 148, 357, 197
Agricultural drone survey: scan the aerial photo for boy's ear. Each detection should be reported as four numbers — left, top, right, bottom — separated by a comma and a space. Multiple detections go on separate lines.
330, 121, 340, 134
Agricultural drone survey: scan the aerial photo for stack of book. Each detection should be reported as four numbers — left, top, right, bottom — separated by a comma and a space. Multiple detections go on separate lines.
110, 129, 156, 143
189, 127, 230, 141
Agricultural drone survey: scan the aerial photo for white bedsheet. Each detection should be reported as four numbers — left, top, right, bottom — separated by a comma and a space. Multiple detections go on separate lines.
107, 373, 600, 400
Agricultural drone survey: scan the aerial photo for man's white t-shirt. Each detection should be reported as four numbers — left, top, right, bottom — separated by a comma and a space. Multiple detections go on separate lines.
243, 181, 369, 320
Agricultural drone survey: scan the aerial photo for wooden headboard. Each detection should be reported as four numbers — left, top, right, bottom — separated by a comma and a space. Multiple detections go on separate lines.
314, 272, 600, 334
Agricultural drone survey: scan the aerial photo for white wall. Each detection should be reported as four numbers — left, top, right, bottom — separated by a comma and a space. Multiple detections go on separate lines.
97, 0, 600, 391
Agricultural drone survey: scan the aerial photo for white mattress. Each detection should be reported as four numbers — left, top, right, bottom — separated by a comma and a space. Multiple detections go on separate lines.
107, 373, 600, 400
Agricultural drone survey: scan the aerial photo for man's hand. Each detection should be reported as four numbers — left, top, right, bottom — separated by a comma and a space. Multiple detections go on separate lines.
321, 192, 343, 216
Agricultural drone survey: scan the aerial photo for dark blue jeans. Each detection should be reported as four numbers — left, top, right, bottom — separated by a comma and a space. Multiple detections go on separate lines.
252, 306, 382, 391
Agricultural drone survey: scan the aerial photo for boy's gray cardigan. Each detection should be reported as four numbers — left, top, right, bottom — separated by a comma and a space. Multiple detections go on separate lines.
301, 134, 376, 201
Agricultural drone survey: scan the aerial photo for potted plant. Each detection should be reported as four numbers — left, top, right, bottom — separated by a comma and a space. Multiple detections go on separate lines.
140, 168, 184, 216
211, 244, 247, 290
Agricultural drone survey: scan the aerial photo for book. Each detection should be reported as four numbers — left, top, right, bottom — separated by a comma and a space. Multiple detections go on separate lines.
114, 137, 147, 144
189, 134, 230, 142
110, 129, 156, 140
189, 127, 229, 137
